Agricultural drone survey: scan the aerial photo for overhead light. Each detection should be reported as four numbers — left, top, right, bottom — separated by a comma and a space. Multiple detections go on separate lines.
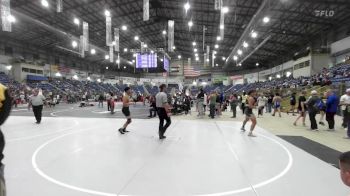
193, 81, 197, 85
184, 2, 190, 11
124, 48, 128, 52
73, 75, 78, 80
276, 74, 281, 78
105, 10, 111, 17
72, 41, 78, 48
132, 60, 135, 63
150, 50, 154, 54
215, 44, 219, 49
105, 55, 109, 60
55, 72, 61, 77
188, 21, 193, 27
206, 59, 209, 62
192, 42, 196, 46
133, 53, 137, 57
243, 41, 249, 48
217, 36, 222, 41
222, 57, 226, 60
172, 46, 176, 50
7, 15, 16, 23
256, 63, 259, 66
194, 48, 198, 52
160, 58, 164, 62
97, 79, 101, 83
220, 25, 224, 30
123, 66, 126, 69
73, 18, 80, 25
162, 30, 166, 35
106, 67, 109, 70
134, 36, 139, 41
213, 50, 217, 54
90, 49, 96, 54
178, 55, 182, 59
269, 76, 272, 80
121, 25, 127, 31
238, 63, 242, 66
195, 57, 199, 61
251, 31, 258, 38
216, 64, 219, 67
112, 41, 116, 45
195, 53, 198, 57
87, 77, 91, 81
286, 71, 292, 77
116, 59, 120, 64
213, 56, 216, 59
237, 49, 243, 55
233, 55, 238, 60
41, 0, 49, 7
222, 7, 229, 14
143, 44, 148, 48
5, 65, 12, 70
263, 16, 270, 23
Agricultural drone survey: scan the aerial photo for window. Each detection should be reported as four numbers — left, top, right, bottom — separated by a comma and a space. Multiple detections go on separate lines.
37, 70, 43, 74
22, 68, 29, 72
29, 69, 37, 73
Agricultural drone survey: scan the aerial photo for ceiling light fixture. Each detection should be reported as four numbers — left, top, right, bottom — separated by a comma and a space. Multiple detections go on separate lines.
162, 30, 166, 35
7, 15, 16, 23
41, 0, 49, 7
222, 7, 229, 14
251, 31, 258, 38
215, 44, 219, 49
121, 25, 127, 31
188, 21, 193, 27
217, 36, 222, 41
90, 49, 96, 54
237, 49, 243, 55
184, 2, 190, 11
263, 16, 270, 23
73, 18, 80, 25
72, 41, 78, 48
178, 55, 182, 59
134, 36, 139, 41
124, 48, 128, 52
105, 55, 109, 60
233, 56, 238, 61
243, 41, 249, 48
105, 10, 111, 17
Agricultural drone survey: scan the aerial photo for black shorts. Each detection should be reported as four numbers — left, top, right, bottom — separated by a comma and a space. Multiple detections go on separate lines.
245, 108, 255, 118
122, 107, 130, 117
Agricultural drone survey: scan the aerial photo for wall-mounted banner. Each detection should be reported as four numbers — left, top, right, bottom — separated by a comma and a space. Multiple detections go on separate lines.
143, 0, 149, 21
106, 15, 112, 46
83, 21, 89, 51
79, 35, 85, 58
1, 0, 11, 32
214, 0, 222, 10
109, 46, 113, 63
219, 8, 225, 39
56, 0, 63, 12
168, 20, 175, 52
114, 28, 120, 52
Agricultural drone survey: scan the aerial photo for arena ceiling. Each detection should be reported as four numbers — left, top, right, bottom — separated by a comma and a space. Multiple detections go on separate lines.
2, 0, 350, 72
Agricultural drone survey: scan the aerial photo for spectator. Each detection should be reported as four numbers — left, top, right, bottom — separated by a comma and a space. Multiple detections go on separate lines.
306, 90, 320, 131
325, 90, 339, 131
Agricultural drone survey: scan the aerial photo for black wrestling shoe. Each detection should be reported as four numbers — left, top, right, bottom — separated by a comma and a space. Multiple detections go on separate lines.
123, 129, 130, 133
159, 135, 166, 140
118, 128, 125, 134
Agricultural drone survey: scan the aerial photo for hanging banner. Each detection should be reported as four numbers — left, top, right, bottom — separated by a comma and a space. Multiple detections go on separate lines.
83, 21, 89, 51
188, 58, 191, 67
106, 15, 112, 46
219, 8, 225, 39
117, 53, 120, 69
56, 0, 63, 12
203, 26, 206, 51
212, 50, 215, 67
140, 42, 145, 53
206, 45, 210, 66
109, 46, 113, 63
214, 0, 222, 10
79, 35, 85, 58
143, 0, 149, 21
1, 0, 11, 32
114, 28, 120, 52
168, 20, 174, 52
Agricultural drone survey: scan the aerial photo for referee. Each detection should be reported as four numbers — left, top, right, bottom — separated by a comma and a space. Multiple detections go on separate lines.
156, 84, 171, 139
28, 89, 45, 124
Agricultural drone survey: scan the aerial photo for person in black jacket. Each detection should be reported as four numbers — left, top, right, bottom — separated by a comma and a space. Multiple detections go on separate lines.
0, 84, 12, 196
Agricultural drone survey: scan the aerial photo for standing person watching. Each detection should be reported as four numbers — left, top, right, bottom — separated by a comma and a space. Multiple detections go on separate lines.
156, 84, 171, 140
197, 89, 204, 116
306, 90, 320, 131
257, 94, 268, 117
209, 91, 217, 119
293, 90, 307, 126
230, 94, 238, 118
28, 89, 45, 124
0, 83, 12, 196
340, 89, 350, 132
325, 90, 339, 131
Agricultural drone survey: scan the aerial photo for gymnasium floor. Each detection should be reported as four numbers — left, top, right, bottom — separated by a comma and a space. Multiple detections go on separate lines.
4, 103, 349, 196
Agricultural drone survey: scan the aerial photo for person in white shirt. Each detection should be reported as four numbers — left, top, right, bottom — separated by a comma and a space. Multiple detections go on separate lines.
340, 89, 350, 138
156, 84, 171, 140
340, 89, 350, 131
257, 94, 268, 117
28, 89, 46, 124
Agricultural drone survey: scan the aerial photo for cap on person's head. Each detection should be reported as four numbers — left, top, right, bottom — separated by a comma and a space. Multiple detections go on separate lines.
346, 88, 350, 93
124, 87, 130, 92
311, 90, 317, 95
159, 84, 166, 90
